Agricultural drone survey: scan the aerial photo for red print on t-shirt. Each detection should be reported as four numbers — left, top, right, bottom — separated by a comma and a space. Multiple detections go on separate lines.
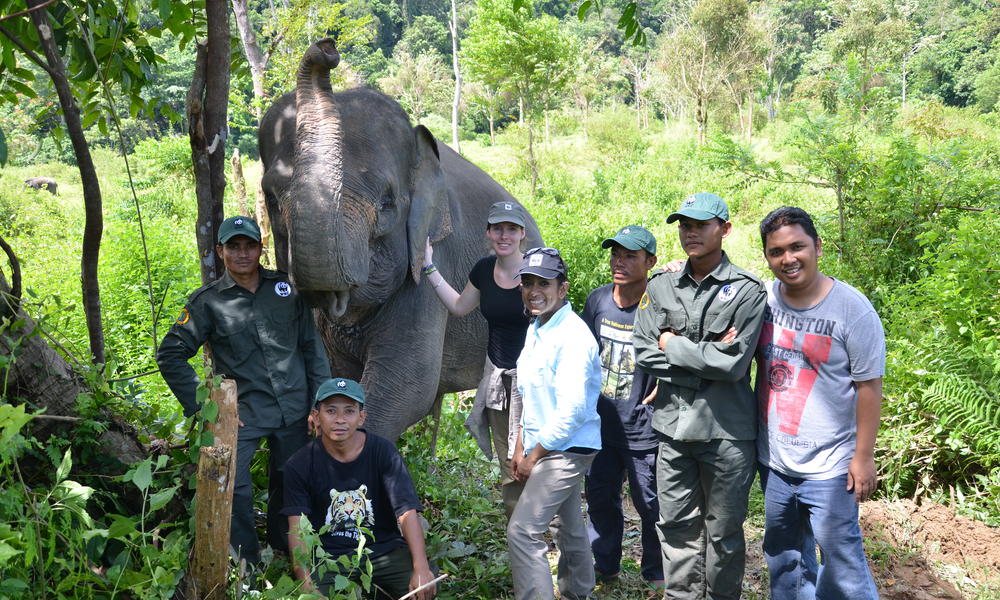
759, 322, 832, 435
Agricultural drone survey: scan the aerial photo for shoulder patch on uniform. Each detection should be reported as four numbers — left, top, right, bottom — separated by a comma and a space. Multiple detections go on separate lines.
274, 281, 292, 297
176, 308, 190, 325
638, 292, 650, 310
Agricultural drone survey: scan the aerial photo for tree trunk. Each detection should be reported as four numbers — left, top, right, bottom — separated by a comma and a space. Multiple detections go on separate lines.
231, 0, 266, 122
26, 0, 105, 364
1, 271, 144, 465
449, 0, 461, 153
488, 114, 495, 145
231, 149, 249, 217
188, 0, 231, 286
181, 380, 238, 600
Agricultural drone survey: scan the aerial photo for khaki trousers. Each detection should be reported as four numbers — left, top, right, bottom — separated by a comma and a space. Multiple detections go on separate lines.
507, 451, 596, 600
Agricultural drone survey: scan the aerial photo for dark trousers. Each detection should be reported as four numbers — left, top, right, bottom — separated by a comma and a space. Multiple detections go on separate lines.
316, 545, 419, 599
233, 418, 309, 563
586, 445, 664, 582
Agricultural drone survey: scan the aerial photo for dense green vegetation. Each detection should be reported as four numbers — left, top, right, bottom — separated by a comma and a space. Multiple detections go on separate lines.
2, 0, 999, 597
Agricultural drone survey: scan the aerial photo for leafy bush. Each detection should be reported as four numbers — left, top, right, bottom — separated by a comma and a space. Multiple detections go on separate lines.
877, 210, 1000, 520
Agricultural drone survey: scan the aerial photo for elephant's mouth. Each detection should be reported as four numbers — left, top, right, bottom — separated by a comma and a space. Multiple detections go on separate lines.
327, 290, 350, 319
303, 289, 352, 320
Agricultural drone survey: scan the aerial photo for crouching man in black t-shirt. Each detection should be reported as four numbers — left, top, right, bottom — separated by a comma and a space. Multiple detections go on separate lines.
283, 377, 436, 600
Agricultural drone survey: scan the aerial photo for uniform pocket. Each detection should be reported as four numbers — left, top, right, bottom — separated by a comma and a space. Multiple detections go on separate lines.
705, 311, 732, 338
664, 313, 687, 336
213, 318, 254, 365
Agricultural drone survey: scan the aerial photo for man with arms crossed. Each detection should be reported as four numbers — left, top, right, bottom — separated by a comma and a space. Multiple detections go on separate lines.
634, 193, 766, 600
756, 206, 884, 599
582, 226, 664, 589
157, 216, 330, 563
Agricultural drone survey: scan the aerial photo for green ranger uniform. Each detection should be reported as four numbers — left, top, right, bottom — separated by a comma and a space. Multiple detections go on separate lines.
157, 267, 329, 424
633, 251, 766, 600
157, 265, 330, 562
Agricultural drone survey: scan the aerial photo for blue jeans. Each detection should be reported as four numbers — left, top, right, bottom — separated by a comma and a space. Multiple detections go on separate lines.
586, 445, 663, 582
759, 466, 878, 600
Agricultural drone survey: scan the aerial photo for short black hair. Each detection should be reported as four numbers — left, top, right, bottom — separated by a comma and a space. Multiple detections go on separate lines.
760, 206, 820, 250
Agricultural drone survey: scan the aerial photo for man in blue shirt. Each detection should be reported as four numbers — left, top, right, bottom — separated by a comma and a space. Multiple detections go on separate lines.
508, 247, 602, 600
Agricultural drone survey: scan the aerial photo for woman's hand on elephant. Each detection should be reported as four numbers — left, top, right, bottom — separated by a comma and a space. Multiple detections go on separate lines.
423, 237, 434, 267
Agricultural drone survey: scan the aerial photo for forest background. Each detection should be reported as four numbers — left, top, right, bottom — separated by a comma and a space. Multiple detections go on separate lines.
0, 0, 998, 598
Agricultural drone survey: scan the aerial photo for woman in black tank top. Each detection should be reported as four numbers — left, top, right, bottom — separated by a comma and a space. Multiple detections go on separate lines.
422, 201, 531, 520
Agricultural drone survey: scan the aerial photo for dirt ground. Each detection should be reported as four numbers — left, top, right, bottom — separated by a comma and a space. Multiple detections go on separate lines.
860, 499, 1000, 600
601, 496, 1000, 600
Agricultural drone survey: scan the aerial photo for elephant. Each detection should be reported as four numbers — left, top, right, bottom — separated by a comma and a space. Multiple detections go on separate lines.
24, 177, 57, 194
258, 39, 542, 440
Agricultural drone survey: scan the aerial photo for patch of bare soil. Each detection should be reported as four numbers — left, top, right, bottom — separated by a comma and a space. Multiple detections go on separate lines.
861, 499, 1000, 599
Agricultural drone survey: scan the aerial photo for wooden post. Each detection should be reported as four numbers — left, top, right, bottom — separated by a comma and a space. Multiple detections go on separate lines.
184, 379, 238, 600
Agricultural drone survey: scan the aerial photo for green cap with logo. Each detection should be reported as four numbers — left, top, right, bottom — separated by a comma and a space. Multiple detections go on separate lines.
666, 193, 729, 223
601, 225, 657, 256
314, 377, 366, 407
218, 216, 262, 244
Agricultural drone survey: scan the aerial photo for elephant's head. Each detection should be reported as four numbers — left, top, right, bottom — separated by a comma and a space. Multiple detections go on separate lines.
280, 38, 452, 320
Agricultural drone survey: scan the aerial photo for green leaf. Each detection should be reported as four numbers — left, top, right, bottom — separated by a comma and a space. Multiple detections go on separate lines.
0, 128, 7, 168
0, 541, 21, 566
148, 485, 177, 512
0, 404, 33, 441
107, 515, 137, 540
333, 574, 352, 590
577, 0, 592, 21
158, 0, 172, 24
196, 383, 210, 407
201, 399, 219, 422
200, 429, 215, 447
132, 459, 152, 492
56, 449, 72, 483
0, 578, 28, 593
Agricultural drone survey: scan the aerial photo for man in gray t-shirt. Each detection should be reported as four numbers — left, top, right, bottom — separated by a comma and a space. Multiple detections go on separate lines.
755, 206, 884, 600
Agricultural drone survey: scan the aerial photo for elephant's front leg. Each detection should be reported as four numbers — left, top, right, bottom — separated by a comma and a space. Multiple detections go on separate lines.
358, 287, 451, 440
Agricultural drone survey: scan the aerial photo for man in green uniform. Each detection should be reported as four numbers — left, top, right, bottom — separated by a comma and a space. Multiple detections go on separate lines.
633, 193, 766, 600
157, 216, 330, 563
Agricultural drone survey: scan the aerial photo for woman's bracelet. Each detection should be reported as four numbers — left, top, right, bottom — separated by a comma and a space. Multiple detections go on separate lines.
422, 263, 437, 276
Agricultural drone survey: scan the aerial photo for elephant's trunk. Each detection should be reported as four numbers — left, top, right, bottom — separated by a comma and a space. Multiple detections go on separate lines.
286, 38, 367, 317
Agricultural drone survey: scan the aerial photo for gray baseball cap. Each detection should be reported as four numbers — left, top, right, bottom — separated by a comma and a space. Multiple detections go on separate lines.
487, 201, 527, 228
666, 193, 729, 223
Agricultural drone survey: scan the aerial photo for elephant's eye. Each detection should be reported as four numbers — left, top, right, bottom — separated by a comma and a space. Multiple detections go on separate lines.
379, 193, 395, 211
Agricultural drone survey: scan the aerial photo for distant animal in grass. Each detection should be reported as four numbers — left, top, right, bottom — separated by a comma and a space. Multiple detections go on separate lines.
24, 177, 57, 195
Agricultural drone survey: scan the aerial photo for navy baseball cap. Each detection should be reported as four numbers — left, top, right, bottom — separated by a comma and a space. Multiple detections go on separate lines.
666, 193, 729, 223
314, 377, 366, 407
218, 216, 262, 244
517, 247, 567, 280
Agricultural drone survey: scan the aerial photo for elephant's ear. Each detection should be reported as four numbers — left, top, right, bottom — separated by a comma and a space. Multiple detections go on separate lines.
408, 125, 453, 283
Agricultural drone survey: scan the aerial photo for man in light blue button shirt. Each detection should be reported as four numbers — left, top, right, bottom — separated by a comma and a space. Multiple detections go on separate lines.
508, 247, 602, 600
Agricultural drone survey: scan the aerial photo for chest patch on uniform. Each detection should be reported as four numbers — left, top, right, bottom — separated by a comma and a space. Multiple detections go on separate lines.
176, 308, 190, 325
717, 284, 736, 302
274, 281, 292, 297
639, 292, 650, 310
